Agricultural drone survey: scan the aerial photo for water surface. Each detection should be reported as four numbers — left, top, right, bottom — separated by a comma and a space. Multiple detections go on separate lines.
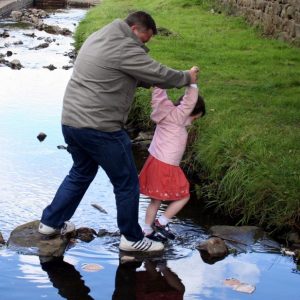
0, 8, 299, 300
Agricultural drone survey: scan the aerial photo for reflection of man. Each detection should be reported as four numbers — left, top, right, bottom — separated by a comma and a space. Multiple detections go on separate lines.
40, 257, 93, 300
112, 259, 185, 300
38, 10, 199, 254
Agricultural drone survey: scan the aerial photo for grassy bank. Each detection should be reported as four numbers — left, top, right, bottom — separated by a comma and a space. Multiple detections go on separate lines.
74, 0, 300, 231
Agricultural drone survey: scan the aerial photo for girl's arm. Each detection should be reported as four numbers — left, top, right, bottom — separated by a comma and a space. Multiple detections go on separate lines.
151, 87, 169, 106
169, 86, 198, 123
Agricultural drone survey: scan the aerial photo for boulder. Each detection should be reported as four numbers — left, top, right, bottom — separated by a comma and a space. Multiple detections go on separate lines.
210, 225, 280, 252
197, 237, 228, 258
7, 220, 72, 258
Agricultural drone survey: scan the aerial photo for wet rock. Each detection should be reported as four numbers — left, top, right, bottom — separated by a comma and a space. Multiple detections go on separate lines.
13, 40, 23, 45
10, 59, 23, 70
197, 237, 228, 264
64, 49, 77, 59
0, 30, 10, 38
57, 145, 68, 150
37, 132, 47, 142
30, 42, 49, 50
76, 227, 97, 243
42, 24, 72, 36
0, 232, 5, 245
91, 203, 108, 214
23, 32, 36, 38
210, 225, 280, 252
43, 64, 57, 71
62, 65, 73, 70
97, 229, 120, 237
7, 220, 71, 257
44, 37, 55, 43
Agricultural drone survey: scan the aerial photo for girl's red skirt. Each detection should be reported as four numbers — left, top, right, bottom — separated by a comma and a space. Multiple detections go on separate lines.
139, 155, 190, 201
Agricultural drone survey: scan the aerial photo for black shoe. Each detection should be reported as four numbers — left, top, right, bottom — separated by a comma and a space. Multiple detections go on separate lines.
145, 231, 168, 242
153, 220, 176, 240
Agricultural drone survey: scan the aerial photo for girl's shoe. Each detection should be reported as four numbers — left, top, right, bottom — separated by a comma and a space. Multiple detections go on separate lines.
145, 231, 168, 242
153, 220, 176, 240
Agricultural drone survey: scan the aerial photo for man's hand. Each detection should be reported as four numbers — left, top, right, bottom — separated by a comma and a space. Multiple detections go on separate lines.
189, 66, 200, 84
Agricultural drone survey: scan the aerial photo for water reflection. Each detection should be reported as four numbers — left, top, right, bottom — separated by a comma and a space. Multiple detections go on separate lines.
113, 259, 184, 300
40, 256, 94, 300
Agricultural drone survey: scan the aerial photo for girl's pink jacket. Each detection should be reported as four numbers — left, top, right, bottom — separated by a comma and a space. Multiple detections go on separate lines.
148, 86, 198, 166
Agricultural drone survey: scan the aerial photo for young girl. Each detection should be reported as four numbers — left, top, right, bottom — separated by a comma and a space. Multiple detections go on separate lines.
139, 83, 206, 242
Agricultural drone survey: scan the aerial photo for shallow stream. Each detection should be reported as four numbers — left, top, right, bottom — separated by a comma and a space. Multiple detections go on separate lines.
0, 7, 299, 300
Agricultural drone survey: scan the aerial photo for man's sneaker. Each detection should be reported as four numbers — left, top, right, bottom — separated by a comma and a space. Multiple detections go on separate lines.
38, 221, 75, 236
119, 235, 164, 252
153, 220, 176, 240
145, 231, 168, 242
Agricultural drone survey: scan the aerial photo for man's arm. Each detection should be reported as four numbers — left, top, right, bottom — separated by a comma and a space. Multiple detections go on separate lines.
120, 40, 191, 88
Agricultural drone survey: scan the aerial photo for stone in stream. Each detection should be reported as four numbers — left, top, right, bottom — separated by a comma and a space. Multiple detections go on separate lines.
7, 220, 74, 258
0, 232, 5, 245
76, 227, 97, 243
43, 64, 57, 71
197, 237, 229, 264
37, 132, 47, 142
209, 225, 280, 252
10, 59, 23, 70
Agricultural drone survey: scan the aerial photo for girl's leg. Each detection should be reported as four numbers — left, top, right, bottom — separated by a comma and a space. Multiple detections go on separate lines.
155, 197, 190, 240
145, 198, 161, 227
163, 196, 190, 220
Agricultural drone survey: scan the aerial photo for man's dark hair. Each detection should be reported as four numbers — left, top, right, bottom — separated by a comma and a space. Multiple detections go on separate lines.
124, 11, 157, 35
175, 94, 206, 117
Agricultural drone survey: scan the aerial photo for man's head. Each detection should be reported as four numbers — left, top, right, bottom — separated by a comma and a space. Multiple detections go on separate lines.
124, 11, 157, 43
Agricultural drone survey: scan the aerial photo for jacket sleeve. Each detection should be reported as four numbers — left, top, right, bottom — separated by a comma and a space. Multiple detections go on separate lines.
120, 39, 191, 88
169, 86, 198, 123
151, 87, 169, 107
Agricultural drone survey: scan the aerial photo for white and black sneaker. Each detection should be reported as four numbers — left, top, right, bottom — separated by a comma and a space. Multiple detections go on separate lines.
38, 221, 75, 236
119, 235, 164, 252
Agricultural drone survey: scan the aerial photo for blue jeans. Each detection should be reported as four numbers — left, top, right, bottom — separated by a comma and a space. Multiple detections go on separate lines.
41, 125, 144, 242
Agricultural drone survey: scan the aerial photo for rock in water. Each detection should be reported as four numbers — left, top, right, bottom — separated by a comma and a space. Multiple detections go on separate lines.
7, 220, 70, 258
197, 237, 228, 264
37, 132, 47, 142
0, 232, 5, 245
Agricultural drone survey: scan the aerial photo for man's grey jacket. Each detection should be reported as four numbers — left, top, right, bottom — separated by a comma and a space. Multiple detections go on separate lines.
62, 19, 191, 132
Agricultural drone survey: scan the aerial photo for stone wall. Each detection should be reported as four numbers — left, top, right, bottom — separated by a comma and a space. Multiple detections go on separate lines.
35, 0, 67, 8
0, 0, 33, 18
219, 0, 300, 43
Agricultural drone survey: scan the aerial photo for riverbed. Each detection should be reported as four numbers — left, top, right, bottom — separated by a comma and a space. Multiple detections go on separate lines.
0, 7, 299, 300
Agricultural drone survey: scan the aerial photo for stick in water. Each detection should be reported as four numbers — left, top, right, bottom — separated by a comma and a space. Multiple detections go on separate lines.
91, 203, 108, 214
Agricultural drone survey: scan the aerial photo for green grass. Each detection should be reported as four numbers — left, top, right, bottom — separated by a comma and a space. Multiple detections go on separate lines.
74, 0, 300, 231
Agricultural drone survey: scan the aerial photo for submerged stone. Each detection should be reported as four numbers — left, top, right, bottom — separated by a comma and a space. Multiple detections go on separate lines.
210, 225, 280, 252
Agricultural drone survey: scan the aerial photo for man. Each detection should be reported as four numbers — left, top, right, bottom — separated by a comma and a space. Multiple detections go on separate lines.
38, 11, 198, 253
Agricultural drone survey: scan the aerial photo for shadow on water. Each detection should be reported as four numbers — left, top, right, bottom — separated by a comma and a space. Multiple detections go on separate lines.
40, 256, 93, 300
0, 6, 299, 300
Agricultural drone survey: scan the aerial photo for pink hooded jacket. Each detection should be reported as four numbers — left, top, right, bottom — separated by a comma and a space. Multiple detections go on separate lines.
148, 86, 198, 166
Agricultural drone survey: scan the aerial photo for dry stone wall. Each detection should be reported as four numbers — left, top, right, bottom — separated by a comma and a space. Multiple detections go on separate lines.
219, 0, 300, 43
35, 0, 67, 8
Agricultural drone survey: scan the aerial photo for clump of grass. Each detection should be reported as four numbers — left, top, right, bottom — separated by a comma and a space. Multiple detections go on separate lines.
74, 0, 300, 231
